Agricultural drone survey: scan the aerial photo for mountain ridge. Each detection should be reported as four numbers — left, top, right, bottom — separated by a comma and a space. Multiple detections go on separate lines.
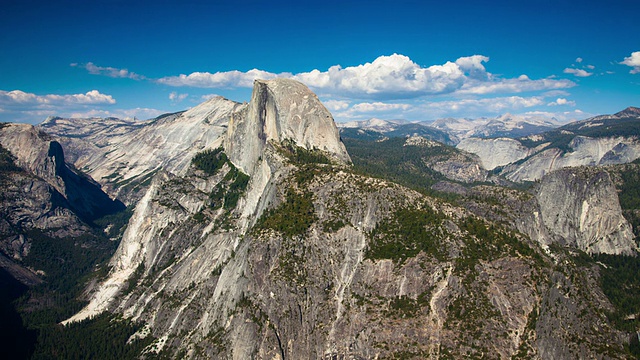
2, 83, 639, 358
54, 81, 637, 358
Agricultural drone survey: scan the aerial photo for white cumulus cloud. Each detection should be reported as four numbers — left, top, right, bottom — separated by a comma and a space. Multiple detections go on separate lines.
0, 89, 115, 106
154, 54, 574, 100
620, 51, 640, 74
107, 54, 574, 102
323, 100, 350, 111
547, 98, 576, 106
455, 55, 490, 80
294, 54, 466, 99
0, 89, 117, 123
298, 54, 574, 99
157, 69, 289, 88
563, 68, 593, 77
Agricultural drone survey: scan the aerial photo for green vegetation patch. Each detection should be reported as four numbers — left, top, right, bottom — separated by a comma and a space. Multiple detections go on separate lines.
209, 165, 250, 210
192, 148, 251, 211
594, 254, 640, 332
343, 137, 464, 199
385, 293, 431, 319
7, 205, 134, 355
615, 163, 640, 210
255, 188, 317, 237
610, 163, 640, 246
222, 166, 250, 210
20, 230, 118, 316
279, 139, 331, 166
456, 216, 542, 272
191, 147, 228, 175
365, 205, 448, 264
93, 207, 134, 239
29, 313, 154, 360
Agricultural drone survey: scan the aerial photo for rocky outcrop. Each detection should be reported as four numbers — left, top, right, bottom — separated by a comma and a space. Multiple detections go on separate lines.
0, 123, 125, 222
406, 136, 487, 183
0, 123, 125, 288
534, 167, 637, 255
459, 135, 640, 182
40, 97, 244, 204
225, 79, 350, 174
457, 137, 535, 170
457, 108, 640, 182
502, 136, 640, 182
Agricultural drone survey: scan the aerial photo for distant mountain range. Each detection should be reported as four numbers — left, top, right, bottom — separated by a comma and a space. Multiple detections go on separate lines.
338, 113, 561, 144
457, 107, 640, 181
1, 78, 639, 359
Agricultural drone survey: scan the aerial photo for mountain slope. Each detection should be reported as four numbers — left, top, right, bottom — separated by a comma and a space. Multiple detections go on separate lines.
457, 107, 640, 182
339, 119, 454, 145
344, 135, 487, 188
429, 113, 560, 141
51, 82, 639, 359
39, 97, 244, 204
0, 122, 134, 358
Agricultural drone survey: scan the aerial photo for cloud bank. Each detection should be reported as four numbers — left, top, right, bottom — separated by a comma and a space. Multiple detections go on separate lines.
60, 54, 597, 123
0, 90, 115, 106
0, 89, 117, 123
155, 54, 575, 100
157, 69, 291, 88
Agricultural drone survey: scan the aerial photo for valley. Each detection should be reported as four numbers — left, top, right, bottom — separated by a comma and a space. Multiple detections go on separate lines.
0, 80, 639, 359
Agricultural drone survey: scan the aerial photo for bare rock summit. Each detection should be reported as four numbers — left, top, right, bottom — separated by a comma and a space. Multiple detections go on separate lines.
225, 78, 351, 174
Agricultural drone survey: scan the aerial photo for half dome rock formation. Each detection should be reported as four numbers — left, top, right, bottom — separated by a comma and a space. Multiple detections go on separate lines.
225, 78, 351, 174
20, 83, 637, 359
63, 78, 353, 326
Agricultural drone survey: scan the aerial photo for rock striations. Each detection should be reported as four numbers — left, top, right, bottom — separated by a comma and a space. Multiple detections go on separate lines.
456, 107, 640, 182
0, 123, 124, 287
40, 96, 244, 204
534, 167, 637, 255
225, 79, 350, 174
24, 82, 634, 359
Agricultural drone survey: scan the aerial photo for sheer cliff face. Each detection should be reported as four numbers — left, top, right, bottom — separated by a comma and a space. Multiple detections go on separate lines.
40, 97, 244, 204
457, 137, 533, 171
225, 79, 351, 174
57, 81, 638, 359
534, 167, 638, 255
0, 123, 125, 287
459, 136, 640, 182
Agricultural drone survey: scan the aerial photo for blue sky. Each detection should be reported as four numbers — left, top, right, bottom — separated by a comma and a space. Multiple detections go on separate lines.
1, 0, 639, 124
